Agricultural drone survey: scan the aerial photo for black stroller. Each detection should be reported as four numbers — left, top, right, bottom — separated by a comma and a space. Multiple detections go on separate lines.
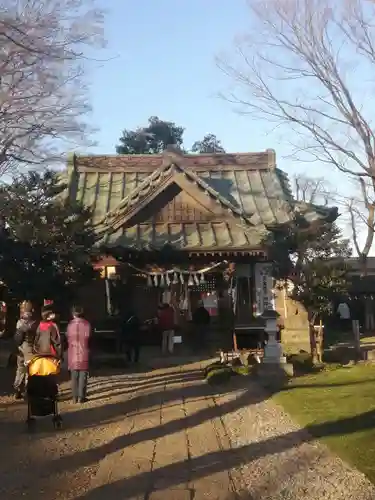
26, 355, 62, 430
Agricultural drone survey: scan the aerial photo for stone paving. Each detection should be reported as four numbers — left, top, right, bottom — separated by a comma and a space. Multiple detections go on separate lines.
0, 361, 374, 499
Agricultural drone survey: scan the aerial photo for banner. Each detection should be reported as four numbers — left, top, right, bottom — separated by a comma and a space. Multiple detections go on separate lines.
254, 263, 275, 315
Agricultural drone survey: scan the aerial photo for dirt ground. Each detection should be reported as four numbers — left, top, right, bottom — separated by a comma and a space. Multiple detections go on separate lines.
1, 360, 375, 500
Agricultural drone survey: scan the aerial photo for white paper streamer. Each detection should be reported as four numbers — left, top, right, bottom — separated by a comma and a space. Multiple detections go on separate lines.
127, 261, 224, 276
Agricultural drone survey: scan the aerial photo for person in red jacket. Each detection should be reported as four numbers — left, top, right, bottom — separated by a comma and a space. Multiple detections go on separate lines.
33, 307, 62, 359
157, 303, 175, 354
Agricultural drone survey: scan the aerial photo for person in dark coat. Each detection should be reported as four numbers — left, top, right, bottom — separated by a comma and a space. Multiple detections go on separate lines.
191, 301, 210, 352
13, 301, 37, 399
121, 310, 141, 363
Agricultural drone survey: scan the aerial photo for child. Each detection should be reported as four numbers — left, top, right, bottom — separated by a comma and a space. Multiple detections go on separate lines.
33, 306, 62, 359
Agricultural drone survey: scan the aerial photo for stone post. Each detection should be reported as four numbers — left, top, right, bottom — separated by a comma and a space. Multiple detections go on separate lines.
352, 319, 361, 358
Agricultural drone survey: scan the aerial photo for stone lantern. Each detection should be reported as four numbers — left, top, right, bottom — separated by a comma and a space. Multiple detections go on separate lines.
261, 309, 286, 364
256, 308, 294, 384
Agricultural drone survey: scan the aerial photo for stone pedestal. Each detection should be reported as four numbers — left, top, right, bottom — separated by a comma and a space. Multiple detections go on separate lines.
255, 362, 294, 389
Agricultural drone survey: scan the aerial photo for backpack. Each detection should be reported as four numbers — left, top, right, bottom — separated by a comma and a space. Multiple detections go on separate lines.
34, 320, 60, 356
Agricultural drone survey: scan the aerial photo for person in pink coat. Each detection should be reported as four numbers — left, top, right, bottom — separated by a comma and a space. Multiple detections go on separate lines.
66, 305, 91, 403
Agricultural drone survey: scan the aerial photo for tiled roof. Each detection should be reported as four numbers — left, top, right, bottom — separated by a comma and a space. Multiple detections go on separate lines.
64, 149, 334, 252
100, 222, 267, 251
72, 149, 275, 172
96, 154, 257, 229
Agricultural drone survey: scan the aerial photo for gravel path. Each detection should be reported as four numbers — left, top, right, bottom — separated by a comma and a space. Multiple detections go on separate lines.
0, 363, 374, 499
216, 378, 375, 500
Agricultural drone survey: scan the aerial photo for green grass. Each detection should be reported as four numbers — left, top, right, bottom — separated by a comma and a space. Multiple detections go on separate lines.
273, 364, 375, 484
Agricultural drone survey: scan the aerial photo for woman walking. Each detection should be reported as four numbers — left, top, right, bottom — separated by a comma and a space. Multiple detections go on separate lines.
66, 305, 91, 404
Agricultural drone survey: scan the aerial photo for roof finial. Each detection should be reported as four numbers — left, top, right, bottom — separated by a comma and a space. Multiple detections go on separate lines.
266, 149, 276, 169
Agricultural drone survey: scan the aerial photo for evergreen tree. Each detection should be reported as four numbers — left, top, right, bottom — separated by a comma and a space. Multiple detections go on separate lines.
116, 116, 185, 154
116, 116, 226, 157
265, 215, 351, 362
192, 134, 226, 153
0, 170, 98, 308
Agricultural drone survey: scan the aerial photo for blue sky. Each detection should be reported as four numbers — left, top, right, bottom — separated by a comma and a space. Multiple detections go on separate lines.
89, 0, 298, 169
87, 0, 364, 246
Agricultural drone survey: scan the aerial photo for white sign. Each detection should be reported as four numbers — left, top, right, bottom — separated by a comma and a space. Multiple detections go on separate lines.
173, 336, 182, 344
254, 263, 275, 315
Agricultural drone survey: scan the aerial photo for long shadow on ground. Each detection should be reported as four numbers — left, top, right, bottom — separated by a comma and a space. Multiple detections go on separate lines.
75, 405, 375, 499
2, 366, 375, 499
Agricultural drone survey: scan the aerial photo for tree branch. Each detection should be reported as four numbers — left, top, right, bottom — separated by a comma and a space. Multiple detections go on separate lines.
219, 0, 375, 256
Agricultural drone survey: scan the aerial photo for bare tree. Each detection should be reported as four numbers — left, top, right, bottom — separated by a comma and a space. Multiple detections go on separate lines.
219, 0, 375, 261
0, 0, 105, 177
293, 173, 333, 206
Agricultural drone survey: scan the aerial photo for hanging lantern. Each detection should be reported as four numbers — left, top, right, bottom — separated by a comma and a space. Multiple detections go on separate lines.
188, 274, 194, 286
153, 275, 158, 287
160, 274, 165, 287
147, 274, 152, 287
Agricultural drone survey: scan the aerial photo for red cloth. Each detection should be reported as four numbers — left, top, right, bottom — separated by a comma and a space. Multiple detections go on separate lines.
158, 307, 174, 331
66, 318, 91, 370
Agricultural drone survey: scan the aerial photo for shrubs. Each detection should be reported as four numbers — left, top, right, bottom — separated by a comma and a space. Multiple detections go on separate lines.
203, 361, 226, 378
232, 365, 253, 376
206, 366, 233, 385
287, 351, 326, 374
204, 359, 254, 384
287, 351, 313, 372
